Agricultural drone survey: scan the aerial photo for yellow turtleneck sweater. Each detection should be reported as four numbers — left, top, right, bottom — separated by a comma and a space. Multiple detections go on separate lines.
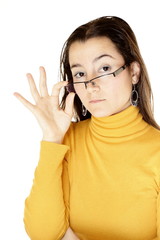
24, 106, 160, 240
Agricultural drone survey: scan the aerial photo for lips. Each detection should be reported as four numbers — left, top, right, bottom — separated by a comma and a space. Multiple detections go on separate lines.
89, 99, 106, 104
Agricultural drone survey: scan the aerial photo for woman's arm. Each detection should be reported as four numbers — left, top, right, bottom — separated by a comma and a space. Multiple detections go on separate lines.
14, 67, 75, 239
24, 141, 70, 240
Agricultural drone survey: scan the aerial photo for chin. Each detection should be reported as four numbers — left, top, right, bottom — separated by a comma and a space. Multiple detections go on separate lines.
91, 110, 112, 118
89, 102, 131, 118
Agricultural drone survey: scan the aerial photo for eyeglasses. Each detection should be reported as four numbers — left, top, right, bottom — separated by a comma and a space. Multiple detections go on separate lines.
66, 63, 128, 93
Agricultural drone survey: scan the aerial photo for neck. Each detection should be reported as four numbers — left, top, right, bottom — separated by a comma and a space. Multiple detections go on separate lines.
89, 106, 150, 143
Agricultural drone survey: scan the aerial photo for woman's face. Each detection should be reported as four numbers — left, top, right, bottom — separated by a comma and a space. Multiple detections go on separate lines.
69, 37, 139, 117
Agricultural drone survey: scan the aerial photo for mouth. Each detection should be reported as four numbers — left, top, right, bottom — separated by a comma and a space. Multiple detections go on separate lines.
89, 99, 106, 104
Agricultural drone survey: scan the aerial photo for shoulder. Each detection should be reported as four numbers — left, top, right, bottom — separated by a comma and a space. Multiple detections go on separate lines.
143, 124, 160, 149
72, 118, 90, 131
63, 118, 91, 145
147, 125, 160, 139
69, 118, 91, 136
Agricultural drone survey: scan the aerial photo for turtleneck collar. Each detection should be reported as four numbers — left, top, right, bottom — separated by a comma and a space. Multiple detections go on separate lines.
89, 106, 150, 143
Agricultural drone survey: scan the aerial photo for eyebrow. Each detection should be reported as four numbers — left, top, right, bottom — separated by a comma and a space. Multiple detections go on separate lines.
70, 54, 114, 69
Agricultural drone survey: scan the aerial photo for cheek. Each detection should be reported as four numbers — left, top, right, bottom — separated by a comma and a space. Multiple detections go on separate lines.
107, 78, 132, 99
75, 90, 86, 103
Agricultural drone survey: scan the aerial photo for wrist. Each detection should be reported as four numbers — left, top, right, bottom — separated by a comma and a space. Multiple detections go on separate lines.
42, 134, 63, 144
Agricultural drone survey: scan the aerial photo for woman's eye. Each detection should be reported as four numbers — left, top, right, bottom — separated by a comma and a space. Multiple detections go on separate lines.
102, 66, 110, 72
75, 72, 85, 78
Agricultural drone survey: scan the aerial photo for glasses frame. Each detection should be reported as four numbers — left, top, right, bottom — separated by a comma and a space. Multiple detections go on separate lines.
66, 63, 129, 92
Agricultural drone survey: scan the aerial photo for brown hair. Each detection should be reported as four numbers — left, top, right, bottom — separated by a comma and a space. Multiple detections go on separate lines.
60, 16, 159, 130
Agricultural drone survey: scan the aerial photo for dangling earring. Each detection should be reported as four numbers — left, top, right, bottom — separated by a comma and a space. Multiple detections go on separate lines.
130, 84, 139, 107
82, 104, 87, 116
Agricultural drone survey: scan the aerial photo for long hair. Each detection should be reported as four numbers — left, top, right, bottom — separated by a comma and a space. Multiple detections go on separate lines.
60, 16, 159, 130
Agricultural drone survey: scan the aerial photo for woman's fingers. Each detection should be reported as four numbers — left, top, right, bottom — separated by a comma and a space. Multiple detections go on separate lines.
51, 81, 68, 110
39, 66, 49, 97
65, 92, 75, 117
15, 68, 70, 118
14, 69, 73, 140
27, 73, 40, 103
13, 92, 35, 113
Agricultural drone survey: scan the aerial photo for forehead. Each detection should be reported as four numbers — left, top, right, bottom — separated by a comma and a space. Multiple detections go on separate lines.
69, 37, 124, 65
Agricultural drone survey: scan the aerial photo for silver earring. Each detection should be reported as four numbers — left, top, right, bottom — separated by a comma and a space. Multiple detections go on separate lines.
82, 104, 87, 116
130, 84, 138, 107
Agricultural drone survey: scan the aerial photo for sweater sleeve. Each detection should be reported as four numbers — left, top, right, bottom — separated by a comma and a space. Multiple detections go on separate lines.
24, 141, 70, 240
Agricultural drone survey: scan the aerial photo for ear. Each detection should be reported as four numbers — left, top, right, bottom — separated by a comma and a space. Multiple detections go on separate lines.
130, 61, 141, 84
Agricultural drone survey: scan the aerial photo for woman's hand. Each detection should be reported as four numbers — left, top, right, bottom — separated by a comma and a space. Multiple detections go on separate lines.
61, 227, 80, 240
14, 66, 75, 143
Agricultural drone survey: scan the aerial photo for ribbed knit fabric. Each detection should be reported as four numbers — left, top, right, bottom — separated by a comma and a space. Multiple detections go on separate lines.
24, 106, 160, 240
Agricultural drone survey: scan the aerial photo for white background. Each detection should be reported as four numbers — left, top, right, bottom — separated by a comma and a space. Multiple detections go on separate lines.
0, 0, 160, 239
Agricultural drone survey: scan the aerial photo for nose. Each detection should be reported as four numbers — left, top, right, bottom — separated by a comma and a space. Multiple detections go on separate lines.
84, 79, 100, 93
84, 80, 96, 88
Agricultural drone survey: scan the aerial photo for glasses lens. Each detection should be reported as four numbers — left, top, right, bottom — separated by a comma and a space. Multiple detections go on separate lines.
66, 73, 115, 93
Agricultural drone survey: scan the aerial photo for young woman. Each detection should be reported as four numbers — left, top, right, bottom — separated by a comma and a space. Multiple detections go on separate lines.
14, 16, 160, 240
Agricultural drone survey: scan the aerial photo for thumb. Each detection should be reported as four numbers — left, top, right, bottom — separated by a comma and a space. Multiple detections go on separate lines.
64, 92, 75, 117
